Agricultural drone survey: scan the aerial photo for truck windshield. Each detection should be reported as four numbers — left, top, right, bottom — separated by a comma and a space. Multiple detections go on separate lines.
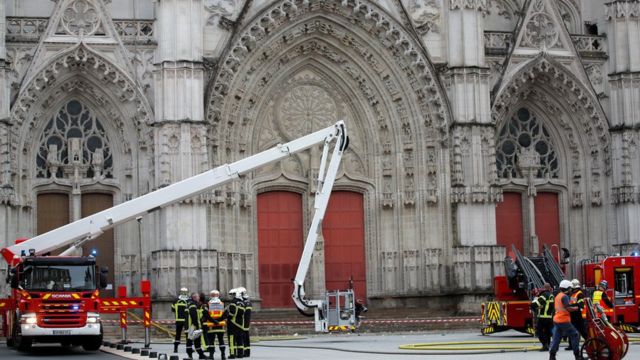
21, 264, 96, 292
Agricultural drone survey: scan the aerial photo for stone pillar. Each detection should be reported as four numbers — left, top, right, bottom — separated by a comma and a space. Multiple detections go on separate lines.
447, 0, 499, 247
606, 1, 640, 246
152, 0, 208, 295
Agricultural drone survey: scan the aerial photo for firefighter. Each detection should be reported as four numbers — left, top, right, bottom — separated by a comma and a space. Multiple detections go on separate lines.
227, 288, 245, 359
186, 292, 207, 359
355, 299, 368, 329
548, 280, 581, 360
171, 287, 189, 353
592, 280, 614, 320
241, 288, 252, 358
530, 282, 554, 351
569, 279, 587, 341
206, 290, 227, 360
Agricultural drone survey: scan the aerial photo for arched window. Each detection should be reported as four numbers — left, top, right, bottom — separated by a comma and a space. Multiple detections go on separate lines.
496, 108, 558, 179
35, 100, 113, 179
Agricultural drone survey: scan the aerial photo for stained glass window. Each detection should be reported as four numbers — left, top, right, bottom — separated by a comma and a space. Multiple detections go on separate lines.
36, 100, 113, 179
496, 108, 558, 179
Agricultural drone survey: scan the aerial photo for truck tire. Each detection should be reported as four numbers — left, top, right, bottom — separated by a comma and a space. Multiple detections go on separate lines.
15, 332, 32, 352
82, 335, 103, 351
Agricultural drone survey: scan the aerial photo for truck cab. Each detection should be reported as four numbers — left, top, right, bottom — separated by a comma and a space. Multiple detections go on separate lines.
5, 255, 106, 351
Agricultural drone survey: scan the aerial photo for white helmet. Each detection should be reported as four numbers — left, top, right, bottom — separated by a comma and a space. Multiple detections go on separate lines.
559, 280, 572, 290
571, 279, 581, 289
210, 289, 220, 297
180, 287, 188, 293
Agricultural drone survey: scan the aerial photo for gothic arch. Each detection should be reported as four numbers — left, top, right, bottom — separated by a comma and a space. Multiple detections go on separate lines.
493, 56, 610, 206
206, 0, 452, 153
9, 45, 153, 204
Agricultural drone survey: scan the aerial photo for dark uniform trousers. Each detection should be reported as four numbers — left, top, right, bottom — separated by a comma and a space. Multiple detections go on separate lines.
242, 299, 252, 357
227, 300, 245, 359
171, 298, 188, 352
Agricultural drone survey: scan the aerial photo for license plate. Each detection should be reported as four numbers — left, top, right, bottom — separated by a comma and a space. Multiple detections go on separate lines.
53, 330, 72, 335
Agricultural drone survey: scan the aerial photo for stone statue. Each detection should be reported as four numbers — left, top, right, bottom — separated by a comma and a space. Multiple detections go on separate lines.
92, 147, 104, 179
46, 144, 61, 178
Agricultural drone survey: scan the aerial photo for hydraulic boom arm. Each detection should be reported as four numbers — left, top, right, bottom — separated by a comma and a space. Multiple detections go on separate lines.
1, 121, 348, 265
291, 122, 348, 316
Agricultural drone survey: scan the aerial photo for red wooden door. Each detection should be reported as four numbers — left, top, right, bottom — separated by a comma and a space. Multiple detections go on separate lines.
82, 193, 115, 297
323, 191, 366, 301
257, 192, 303, 308
535, 192, 560, 254
496, 192, 524, 258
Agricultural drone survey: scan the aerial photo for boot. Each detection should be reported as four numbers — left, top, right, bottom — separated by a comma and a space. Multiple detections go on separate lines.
186, 349, 194, 359
208, 351, 214, 360
574, 351, 583, 360
174, 343, 179, 353
549, 353, 557, 360
198, 350, 208, 359
221, 352, 226, 360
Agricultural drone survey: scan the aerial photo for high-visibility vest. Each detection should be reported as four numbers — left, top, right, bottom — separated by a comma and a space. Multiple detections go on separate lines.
208, 301, 226, 330
570, 290, 586, 319
534, 292, 554, 319
592, 290, 613, 315
553, 292, 571, 323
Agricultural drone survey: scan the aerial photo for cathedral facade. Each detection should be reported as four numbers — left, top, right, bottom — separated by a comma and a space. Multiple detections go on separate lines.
1, 0, 639, 312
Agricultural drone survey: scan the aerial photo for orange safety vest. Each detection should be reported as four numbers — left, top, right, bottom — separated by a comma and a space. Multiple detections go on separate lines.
592, 290, 613, 316
570, 290, 587, 319
553, 292, 571, 323
208, 301, 226, 328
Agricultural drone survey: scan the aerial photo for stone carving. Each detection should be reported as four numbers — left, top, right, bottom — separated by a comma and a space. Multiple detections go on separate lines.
450, 0, 489, 12
6, 47, 36, 96
405, 0, 441, 34
128, 49, 155, 103
382, 178, 394, 208
204, 0, 236, 26
425, 145, 438, 204
207, 0, 451, 153
61, 0, 101, 36
46, 144, 61, 179
488, 0, 516, 20
493, 58, 610, 174
278, 85, 338, 140
496, 108, 558, 180
584, 63, 604, 92
522, 0, 559, 49
605, 1, 640, 19
36, 100, 113, 180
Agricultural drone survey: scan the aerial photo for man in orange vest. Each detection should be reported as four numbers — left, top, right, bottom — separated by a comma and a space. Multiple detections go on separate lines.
569, 279, 587, 341
592, 280, 614, 321
549, 280, 581, 360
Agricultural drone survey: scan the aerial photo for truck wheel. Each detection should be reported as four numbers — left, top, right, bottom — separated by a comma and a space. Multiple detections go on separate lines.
15, 333, 32, 352
82, 336, 103, 351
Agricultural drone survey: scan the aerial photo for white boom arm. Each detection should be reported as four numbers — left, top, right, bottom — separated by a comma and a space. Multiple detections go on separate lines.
1, 121, 348, 265
291, 120, 348, 317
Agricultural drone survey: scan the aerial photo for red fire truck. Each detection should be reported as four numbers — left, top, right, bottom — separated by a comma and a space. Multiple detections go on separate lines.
1, 120, 349, 350
481, 246, 640, 334
581, 254, 640, 332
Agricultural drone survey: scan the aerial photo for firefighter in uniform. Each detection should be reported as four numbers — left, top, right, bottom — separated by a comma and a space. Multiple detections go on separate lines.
171, 287, 189, 353
530, 282, 554, 351
205, 290, 227, 360
186, 292, 207, 359
241, 288, 252, 358
569, 279, 587, 341
227, 288, 245, 359
592, 280, 614, 321
548, 280, 581, 360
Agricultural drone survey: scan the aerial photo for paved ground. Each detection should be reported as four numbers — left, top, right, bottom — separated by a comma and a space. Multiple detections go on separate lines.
0, 343, 124, 359
100, 330, 640, 360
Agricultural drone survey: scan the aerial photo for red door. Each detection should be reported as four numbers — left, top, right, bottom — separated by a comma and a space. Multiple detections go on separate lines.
535, 192, 560, 255
323, 191, 366, 301
496, 192, 524, 258
257, 192, 303, 308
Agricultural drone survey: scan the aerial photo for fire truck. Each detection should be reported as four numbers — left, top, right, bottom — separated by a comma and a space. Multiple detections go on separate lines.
581, 254, 640, 332
480, 245, 566, 335
1, 120, 350, 350
481, 245, 640, 335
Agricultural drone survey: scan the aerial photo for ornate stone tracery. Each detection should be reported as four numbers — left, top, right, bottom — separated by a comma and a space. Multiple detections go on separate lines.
61, 0, 101, 36
496, 107, 558, 180
522, 0, 559, 49
36, 99, 113, 180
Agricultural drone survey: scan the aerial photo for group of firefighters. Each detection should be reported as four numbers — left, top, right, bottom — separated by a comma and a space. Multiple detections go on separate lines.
530, 278, 613, 360
171, 287, 253, 360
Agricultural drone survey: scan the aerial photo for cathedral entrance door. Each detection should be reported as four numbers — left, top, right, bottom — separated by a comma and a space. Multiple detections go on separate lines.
257, 191, 303, 308
81, 193, 115, 297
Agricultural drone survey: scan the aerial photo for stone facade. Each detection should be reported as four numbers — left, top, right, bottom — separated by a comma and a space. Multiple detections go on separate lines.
1, 0, 639, 313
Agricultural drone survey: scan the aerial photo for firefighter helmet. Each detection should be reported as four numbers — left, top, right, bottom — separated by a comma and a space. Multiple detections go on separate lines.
559, 280, 572, 290
599, 280, 608, 289
571, 279, 581, 289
